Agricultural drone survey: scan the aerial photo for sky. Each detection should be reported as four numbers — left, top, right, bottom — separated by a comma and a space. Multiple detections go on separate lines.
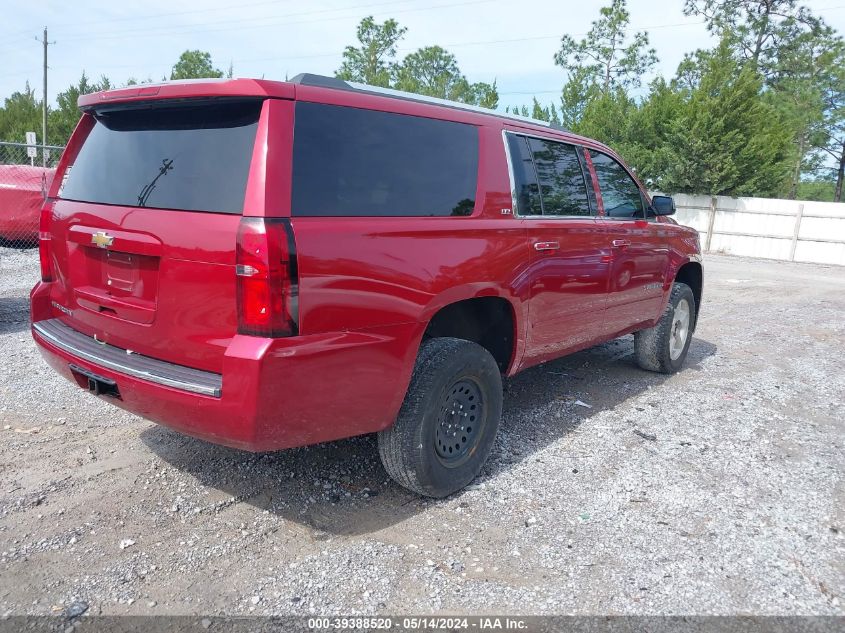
3, 0, 845, 118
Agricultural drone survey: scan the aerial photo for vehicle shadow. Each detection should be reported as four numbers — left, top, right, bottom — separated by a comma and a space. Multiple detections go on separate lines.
0, 296, 31, 334
142, 335, 717, 537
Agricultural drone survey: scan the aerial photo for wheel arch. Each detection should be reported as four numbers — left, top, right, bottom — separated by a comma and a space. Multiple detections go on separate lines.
674, 260, 703, 331
419, 288, 523, 375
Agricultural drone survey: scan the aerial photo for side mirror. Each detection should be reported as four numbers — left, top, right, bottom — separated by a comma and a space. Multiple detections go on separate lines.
651, 195, 676, 216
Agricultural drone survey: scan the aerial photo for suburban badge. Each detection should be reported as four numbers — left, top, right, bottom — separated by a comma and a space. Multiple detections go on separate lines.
50, 301, 72, 317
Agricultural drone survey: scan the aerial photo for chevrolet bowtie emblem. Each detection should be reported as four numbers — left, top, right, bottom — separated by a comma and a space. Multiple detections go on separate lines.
91, 231, 114, 249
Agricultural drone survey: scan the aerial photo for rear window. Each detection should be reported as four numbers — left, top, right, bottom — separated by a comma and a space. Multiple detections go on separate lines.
291, 102, 479, 217
526, 137, 591, 216
60, 100, 261, 214
506, 135, 542, 216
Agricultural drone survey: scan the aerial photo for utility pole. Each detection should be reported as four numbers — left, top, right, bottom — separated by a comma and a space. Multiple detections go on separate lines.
36, 27, 54, 166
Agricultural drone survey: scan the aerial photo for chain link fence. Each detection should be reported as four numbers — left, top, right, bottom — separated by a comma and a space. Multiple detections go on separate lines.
0, 141, 64, 248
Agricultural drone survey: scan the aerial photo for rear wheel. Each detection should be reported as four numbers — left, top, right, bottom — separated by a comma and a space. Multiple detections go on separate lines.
634, 282, 696, 374
378, 337, 502, 498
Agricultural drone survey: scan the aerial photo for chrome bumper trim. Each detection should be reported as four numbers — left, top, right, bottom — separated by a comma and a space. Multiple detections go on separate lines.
33, 319, 222, 397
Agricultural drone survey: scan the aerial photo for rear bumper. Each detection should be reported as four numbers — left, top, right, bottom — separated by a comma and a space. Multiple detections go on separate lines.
33, 319, 222, 396
31, 287, 420, 452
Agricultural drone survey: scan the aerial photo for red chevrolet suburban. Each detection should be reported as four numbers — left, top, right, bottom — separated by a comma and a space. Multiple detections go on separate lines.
31, 75, 702, 497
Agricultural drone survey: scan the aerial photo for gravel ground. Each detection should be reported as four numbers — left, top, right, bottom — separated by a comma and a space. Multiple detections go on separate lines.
0, 246, 843, 617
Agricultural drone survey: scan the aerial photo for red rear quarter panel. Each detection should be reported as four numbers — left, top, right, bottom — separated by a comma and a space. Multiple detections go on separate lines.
289, 123, 529, 398
294, 217, 528, 334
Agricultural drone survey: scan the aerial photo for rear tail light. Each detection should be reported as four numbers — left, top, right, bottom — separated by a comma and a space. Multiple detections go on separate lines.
235, 218, 299, 337
39, 200, 55, 282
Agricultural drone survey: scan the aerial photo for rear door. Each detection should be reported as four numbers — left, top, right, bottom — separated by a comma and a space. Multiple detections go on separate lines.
505, 132, 609, 367
46, 98, 264, 373
586, 149, 669, 334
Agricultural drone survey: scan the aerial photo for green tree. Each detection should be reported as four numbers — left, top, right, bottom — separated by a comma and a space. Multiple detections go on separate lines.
559, 68, 602, 129
573, 88, 638, 163
684, 0, 844, 198
554, 0, 657, 93
768, 29, 843, 198
393, 46, 464, 98
527, 98, 561, 126
336, 16, 407, 87
0, 82, 41, 145
802, 41, 845, 201
683, 0, 823, 77
796, 180, 836, 201
554, 0, 656, 131
617, 78, 687, 186
460, 79, 499, 109
573, 89, 634, 143
506, 99, 561, 125
49, 72, 112, 147
335, 17, 497, 107
170, 50, 224, 80
393, 46, 498, 107
673, 48, 714, 92
661, 39, 792, 196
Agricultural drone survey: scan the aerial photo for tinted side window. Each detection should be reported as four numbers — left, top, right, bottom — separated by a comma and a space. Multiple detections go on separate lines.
292, 103, 478, 217
506, 134, 542, 215
60, 100, 261, 214
591, 151, 644, 218
527, 137, 591, 216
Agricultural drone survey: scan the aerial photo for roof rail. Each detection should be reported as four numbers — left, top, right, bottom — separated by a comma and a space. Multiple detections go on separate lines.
289, 73, 568, 132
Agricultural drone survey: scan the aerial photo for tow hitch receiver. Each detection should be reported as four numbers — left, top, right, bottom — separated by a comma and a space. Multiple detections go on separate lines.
69, 364, 121, 398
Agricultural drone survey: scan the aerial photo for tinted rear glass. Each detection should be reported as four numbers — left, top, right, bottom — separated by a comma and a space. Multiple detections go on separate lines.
526, 137, 591, 216
292, 102, 479, 217
60, 100, 261, 214
506, 134, 542, 215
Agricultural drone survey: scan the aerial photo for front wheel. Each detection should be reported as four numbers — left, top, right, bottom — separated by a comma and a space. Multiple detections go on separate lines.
634, 282, 696, 374
378, 337, 503, 498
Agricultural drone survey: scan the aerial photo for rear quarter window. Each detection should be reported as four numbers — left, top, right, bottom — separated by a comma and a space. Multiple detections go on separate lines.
291, 102, 479, 217
60, 99, 261, 214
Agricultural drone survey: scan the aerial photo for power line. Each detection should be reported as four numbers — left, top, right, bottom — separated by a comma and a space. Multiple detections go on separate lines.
156, 19, 709, 67
5, 6, 841, 90
0, 17, 706, 81
0, 0, 475, 61
0, 16, 712, 82
53, 0, 299, 30
9, 0, 845, 38
500, 90, 561, 96
7, 1, 845, 46
58, 0, 478, 41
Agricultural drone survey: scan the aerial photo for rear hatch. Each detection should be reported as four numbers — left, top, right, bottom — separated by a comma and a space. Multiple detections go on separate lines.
46, 98, 262, 373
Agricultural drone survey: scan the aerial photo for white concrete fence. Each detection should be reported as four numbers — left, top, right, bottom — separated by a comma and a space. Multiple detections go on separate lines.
658, 193, 845, 266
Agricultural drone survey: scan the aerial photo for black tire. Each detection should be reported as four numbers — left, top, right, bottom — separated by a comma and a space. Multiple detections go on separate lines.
378, 337, 503, 498
634, 282, 696, 374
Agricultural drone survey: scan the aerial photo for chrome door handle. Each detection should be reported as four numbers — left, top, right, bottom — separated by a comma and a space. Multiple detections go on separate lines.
611, 239, 631, 248
534, 241, 560, 251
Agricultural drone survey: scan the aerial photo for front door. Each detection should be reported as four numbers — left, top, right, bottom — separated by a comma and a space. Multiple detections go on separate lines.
587, 150, 669, 335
